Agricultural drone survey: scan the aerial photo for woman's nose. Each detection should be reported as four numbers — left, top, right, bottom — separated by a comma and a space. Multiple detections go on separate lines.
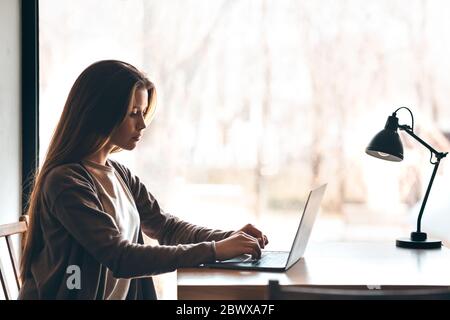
138, 115, 147, 130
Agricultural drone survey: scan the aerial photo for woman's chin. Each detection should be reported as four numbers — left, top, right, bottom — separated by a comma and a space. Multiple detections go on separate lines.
122, 142, 138, 151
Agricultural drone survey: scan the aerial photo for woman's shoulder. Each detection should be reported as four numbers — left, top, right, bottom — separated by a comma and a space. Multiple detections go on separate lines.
43, 162, 95, 195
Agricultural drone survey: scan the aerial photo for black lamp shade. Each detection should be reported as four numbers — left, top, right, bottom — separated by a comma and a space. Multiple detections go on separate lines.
366, 115, 404, 162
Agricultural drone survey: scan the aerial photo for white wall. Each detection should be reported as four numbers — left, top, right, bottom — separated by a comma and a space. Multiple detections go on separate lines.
0, 0, 21, 224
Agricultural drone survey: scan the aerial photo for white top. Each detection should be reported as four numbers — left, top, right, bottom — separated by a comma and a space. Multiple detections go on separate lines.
82, 159, 141, 300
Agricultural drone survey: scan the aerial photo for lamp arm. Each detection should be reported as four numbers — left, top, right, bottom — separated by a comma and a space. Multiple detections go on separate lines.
398, 125, 448, 235
416, 160, 440, 233
398, 125, 445, 158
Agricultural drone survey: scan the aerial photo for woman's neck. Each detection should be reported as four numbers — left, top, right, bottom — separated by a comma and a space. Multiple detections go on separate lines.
84, 146, 113, 166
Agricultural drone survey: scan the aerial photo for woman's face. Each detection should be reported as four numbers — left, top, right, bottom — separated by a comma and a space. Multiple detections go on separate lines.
109, 88, 148, 150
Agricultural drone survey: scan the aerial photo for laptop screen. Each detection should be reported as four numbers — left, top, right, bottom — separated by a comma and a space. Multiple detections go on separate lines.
285, 183, 327, 269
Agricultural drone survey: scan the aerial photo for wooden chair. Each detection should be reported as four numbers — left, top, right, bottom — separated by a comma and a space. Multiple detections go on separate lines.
0, 215, 28, 300
268, 280, 450, 300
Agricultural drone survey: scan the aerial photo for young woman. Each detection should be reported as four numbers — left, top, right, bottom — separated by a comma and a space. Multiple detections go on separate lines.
19, 60, 268, 300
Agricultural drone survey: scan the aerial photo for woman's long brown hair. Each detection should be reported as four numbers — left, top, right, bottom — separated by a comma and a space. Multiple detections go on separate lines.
20, 60, 156, 281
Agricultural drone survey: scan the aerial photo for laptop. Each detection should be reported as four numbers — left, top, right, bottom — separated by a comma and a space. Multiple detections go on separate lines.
200, 183, 327, 272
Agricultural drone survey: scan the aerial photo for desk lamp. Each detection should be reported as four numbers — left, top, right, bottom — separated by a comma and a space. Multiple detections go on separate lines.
366, 107, 447, 249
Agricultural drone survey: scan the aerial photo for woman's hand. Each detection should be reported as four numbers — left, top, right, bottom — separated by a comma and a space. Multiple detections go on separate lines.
231, 223, 269, 249
214, 224, 269, 261
215, 231, 262, 260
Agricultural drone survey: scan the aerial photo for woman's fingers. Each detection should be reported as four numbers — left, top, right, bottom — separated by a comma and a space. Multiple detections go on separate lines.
245, 231, 266, 251
233, 231, 262, 259
244, 245, 259, 260
242, 234, 261, 259
240, 224, 268, 249
258, 237, 265, 249
247, 224, 264, 239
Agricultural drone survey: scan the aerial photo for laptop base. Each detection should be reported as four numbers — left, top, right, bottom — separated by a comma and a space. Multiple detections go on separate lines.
200, 251, 290, 272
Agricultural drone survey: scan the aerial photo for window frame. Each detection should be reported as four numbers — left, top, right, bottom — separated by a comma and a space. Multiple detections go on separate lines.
21, 0, 39, 214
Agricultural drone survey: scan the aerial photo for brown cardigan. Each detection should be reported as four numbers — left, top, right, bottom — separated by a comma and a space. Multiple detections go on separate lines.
19, 159, 233, 299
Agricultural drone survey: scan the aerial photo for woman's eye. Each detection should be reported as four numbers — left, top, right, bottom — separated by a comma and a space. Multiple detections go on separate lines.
131, 107, 148, 117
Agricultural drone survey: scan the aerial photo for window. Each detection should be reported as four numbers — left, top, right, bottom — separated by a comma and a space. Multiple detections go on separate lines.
39, 0, 450, 298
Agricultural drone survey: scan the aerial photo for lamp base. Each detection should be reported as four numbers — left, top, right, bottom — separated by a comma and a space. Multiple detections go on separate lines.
396, 238, 442, 249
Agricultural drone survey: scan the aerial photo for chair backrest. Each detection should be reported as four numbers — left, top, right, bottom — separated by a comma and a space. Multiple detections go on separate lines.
268, 280, 450, 300
0, 215, 28, 300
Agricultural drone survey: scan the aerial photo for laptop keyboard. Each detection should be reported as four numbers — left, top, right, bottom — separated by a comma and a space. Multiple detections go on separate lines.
232, 251, 288, 265
254, 252, 288, 265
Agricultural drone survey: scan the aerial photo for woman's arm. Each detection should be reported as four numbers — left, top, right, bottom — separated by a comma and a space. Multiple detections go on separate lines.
43, 167, 217, 278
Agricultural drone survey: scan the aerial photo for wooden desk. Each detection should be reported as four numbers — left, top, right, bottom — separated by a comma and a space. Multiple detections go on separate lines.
177, 242, 450, 299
